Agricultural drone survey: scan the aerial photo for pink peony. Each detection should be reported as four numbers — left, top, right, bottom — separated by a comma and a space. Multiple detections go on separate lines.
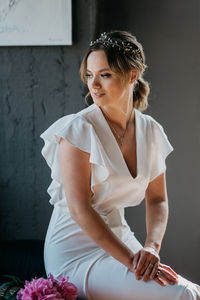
17, 274, 78, 300
53, 275, 78, 300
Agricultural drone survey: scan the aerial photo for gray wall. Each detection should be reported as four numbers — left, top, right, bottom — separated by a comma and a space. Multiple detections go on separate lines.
0, 0, 104, 240
0, 0, 199, 282
104, 0, 200, 283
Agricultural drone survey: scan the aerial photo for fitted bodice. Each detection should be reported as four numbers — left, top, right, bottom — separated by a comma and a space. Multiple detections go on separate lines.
40, 103, 173, 217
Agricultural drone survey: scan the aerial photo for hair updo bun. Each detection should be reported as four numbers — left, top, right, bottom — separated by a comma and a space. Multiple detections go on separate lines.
80, 30, 150, 112
133, 77, 149, 111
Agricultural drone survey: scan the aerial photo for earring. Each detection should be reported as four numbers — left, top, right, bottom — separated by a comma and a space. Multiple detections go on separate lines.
84, 92, 93, 106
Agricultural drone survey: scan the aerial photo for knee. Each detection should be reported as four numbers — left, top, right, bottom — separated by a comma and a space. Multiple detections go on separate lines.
178, 276, 200, 300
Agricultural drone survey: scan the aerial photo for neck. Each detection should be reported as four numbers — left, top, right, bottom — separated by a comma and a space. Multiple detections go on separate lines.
98, 101, 135, 131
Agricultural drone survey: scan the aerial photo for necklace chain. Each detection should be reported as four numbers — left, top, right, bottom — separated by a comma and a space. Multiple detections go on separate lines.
102, 109, 133, 146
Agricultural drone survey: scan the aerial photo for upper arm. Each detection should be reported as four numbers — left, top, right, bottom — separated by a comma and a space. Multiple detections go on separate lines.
145, 172, 168, 205
59, 137, 93, 217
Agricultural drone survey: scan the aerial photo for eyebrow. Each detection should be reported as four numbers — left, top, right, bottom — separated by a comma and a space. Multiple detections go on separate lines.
86, 68, 111, 73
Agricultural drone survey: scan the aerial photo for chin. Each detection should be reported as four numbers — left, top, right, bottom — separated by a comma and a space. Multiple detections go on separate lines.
93, 98, 107, 107
93, 96, 112, 105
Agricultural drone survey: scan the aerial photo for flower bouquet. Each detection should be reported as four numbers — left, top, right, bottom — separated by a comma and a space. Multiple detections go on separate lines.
0, 274, 78, 300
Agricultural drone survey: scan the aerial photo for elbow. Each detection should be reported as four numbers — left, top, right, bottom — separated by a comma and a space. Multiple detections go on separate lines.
69, 209, 78, 221
146, 196, 168, 206
68, 204, 91, 222
146, 197, 169, 216
69, 207, 81, 221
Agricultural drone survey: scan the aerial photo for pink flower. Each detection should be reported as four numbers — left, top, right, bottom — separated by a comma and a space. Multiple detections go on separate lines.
17, 274, 78, 300
54, 275, 78, 300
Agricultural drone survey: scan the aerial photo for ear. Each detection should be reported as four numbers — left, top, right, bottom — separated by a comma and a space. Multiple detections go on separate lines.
129, 69, 138, 84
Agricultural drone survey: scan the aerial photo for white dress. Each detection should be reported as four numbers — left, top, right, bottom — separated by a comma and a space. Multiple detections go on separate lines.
40, 103, 200, 300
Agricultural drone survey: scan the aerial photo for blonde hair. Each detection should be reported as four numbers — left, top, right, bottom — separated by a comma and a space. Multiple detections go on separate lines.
79, 30, 150, 112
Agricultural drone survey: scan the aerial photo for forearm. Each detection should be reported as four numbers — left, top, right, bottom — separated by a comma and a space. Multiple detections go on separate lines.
145, 199, 169, 253
71, 206, 134, 269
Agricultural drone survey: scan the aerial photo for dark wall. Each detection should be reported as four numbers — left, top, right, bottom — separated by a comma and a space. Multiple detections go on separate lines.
0, 0, 199, 282
0, 0, 103, 240
103, 0, 200, 283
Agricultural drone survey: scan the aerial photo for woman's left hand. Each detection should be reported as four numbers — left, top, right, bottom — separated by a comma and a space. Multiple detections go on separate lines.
133, 246, 160, 281
153, 263, 179, 286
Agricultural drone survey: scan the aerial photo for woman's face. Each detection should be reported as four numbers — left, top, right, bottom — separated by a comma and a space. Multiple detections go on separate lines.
86, 50, 132, 108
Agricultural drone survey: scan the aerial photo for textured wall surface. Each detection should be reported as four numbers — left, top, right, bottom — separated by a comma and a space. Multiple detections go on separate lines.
0, 0, 104, 240
0, 0, 199, 282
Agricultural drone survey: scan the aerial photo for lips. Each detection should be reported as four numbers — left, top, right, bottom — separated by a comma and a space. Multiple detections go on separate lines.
93, 92, 105, 97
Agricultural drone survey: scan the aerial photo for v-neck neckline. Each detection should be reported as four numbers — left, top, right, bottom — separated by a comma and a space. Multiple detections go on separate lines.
93, 103, 140, 180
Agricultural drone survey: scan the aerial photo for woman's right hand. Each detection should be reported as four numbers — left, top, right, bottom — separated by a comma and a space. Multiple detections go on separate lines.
153, 263, 179, 286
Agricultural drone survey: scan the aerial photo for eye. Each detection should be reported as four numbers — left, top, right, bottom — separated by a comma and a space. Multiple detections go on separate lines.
101, 73, 111, 78
85, 73, 92, 79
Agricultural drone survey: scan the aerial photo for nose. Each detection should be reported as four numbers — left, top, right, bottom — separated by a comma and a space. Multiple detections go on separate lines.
91, 75, 101, 88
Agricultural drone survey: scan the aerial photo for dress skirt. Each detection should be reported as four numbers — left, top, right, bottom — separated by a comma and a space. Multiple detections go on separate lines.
44, 206, 200, 300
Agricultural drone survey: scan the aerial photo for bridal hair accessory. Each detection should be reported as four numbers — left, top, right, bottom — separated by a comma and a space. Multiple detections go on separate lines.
90, 32, 143, 63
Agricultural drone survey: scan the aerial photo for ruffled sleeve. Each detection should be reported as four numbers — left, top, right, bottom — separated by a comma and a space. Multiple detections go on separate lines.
40, 115, 109, 206
149, 117, 174, 182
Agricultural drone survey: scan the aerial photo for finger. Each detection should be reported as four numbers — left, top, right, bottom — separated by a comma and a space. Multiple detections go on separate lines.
150, 262, 159, 280
135, 255, 147, 278
135, 251, 159, 278
158, 269, 178, 285
159, 263, 177, 275
142, 263, 154, 282
133, 251, 140, 270
159, 264, 178, 278
153, 275, 167, 287
138, 255, 159, 277
159, 267, 178, 282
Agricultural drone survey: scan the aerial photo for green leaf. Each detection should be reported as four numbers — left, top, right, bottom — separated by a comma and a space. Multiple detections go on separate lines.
0, 285, 8, 298
1, 276, 24, 286
0, 275, 24, 300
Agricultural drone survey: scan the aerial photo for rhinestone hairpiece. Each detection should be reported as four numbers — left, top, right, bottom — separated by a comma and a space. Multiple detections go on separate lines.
90, 32, 143, 63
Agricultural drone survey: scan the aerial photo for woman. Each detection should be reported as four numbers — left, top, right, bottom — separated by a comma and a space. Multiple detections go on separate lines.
40, 30, 200, 299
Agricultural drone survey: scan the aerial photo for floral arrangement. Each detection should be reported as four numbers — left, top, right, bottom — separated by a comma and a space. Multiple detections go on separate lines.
0, 274, 78, 300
